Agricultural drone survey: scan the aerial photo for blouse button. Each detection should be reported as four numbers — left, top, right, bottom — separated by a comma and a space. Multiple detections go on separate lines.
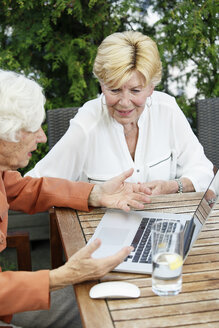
137, 169, 140, 173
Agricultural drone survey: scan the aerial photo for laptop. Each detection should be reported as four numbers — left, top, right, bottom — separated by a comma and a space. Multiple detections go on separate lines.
89, 171, 219, 274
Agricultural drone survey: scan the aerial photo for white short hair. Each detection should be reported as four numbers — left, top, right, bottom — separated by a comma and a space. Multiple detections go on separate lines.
0, 70, 46, 142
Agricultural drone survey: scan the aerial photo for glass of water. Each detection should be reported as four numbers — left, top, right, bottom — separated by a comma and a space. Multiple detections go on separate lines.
152, 220, 184, 296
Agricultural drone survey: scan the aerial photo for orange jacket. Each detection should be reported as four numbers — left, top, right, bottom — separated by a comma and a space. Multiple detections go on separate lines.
0, 170, 93, 322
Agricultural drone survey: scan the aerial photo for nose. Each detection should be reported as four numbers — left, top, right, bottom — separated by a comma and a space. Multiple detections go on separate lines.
36, 127, 47, 144
118, 91, 132, 107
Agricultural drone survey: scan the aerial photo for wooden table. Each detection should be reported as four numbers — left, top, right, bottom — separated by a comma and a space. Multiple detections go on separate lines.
53, 192, 219, 328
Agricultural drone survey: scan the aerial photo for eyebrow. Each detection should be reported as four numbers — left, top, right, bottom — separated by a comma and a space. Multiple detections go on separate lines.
131, 85, 143, 88
111, 85, 143, 90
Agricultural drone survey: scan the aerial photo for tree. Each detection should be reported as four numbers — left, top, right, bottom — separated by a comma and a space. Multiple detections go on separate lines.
0, 0, 142, 107
143, 0, 219, 125
0, 0, 218, 172
0, 0, 142, 172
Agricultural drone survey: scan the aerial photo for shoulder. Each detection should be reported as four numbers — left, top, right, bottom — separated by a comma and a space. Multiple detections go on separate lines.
71, 96, 104, 133
3, 170, 22, 182
151, 91, 183, 118
152, 91, 178, 108
150, 92, 191, 131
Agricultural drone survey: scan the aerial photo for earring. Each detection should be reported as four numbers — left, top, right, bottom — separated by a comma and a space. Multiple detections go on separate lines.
146, 96, 152, 109
101, 94, 107, 106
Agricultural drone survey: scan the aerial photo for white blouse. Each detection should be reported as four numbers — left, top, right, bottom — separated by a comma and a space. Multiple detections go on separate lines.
26, 91, 213, 191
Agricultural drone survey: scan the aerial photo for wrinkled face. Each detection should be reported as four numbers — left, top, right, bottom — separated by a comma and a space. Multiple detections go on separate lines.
0, 128, 47, 170
101, 71, 154, 126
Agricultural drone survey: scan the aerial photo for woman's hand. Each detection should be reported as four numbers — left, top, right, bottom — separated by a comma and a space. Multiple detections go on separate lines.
143, 178, 195, 195
49, 239, 133, 291
88, 168, 152, 211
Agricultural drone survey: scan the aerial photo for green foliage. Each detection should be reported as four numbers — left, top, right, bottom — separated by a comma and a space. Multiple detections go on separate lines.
0, 0, 140, 109
0, 0, 218, 174
0, 0, 140, 173
147, 0, 219, 122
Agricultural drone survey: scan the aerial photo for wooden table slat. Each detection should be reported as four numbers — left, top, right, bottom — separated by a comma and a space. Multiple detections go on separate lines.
75, 282, 114, 328
108, 289, 219, 310
173, 323, 219, 328
188, 244, 219, 255
114, 311, 219, 328
112, 299, 219, 321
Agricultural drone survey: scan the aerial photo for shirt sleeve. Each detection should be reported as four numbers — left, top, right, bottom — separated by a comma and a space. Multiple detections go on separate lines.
4, 171, 94, 214
0, 170, 94, 319
172, 99, 214, 191
0, 270, 50, 317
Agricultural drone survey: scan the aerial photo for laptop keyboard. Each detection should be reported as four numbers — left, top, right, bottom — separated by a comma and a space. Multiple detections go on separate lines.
124, 217, 177, 264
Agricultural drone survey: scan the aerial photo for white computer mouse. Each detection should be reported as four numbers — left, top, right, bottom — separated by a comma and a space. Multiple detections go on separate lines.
89, 281, 140, 299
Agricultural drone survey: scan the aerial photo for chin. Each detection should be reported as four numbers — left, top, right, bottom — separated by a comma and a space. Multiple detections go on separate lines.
19, 160, 30, 169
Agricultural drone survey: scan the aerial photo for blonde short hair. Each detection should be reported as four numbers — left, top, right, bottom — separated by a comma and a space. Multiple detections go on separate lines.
0, 70, 45, 142
93, 31, 162, 88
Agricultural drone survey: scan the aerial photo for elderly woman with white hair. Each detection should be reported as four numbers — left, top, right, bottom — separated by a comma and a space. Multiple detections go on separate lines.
0, 69, 151, 328
27, 30, 213, 194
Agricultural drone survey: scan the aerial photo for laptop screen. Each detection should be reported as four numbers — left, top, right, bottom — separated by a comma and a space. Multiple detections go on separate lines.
183, 170, 219, 258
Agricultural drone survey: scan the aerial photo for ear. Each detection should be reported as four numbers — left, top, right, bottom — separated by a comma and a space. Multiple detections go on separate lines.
148, 84, 154, 97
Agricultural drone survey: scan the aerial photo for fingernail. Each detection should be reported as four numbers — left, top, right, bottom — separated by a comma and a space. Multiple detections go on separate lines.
94, 238, 101, 245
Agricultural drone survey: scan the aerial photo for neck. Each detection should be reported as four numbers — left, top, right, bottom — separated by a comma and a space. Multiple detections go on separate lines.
0, 151, 11, 171
0, 161, 11, 171
123, 122, 138, 137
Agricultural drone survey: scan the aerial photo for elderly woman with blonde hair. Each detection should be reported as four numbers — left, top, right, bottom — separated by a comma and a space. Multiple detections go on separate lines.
27, 30, 213, 194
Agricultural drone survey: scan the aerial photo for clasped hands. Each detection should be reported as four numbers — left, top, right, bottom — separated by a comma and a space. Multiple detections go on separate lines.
142, 177, 194, 195
89, 169, 184, 212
